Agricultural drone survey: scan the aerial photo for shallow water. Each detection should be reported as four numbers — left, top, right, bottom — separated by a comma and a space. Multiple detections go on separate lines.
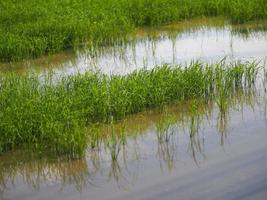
0, 19, 266, 75
1, 19, 267, 200
73, 28, 267, 75
1, 86, 267, 200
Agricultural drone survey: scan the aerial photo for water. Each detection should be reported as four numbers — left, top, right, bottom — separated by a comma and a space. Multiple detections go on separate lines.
0, 18, 267, 200
0, 88, 267, 200
0, 19, 266, 75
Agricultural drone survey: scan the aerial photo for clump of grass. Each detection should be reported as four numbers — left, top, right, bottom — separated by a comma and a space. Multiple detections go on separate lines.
0, 0, 266, 61
0, 61, 259, 155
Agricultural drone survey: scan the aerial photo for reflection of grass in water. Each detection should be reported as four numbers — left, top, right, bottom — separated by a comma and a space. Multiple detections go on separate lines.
186, 100, 205, 165
156, 112, 176, 144
153, 87, 262, 166
106, 123, 126, 161
156, 111, 177, 170
157, 137, 177, 170
231, 19, 267, 38
0, 151, 90, 192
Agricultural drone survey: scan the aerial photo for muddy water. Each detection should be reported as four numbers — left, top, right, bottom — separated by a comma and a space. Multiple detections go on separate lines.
0, 19, 266, 75
1, 19, 267, 200
1, 87, 267, 200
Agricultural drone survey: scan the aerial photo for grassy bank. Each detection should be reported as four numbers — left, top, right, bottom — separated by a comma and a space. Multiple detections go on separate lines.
0, 0, 266, 61
0, 61, 259, 155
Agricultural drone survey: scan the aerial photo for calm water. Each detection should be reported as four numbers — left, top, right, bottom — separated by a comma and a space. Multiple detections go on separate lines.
0, 19, 267, 200
0, 19, 266, 75
1, 87, 267, 200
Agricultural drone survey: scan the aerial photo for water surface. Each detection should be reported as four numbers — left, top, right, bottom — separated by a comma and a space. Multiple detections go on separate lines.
1, 86, 267, 200
1, 18, 267, 200
0, 18, 266, 75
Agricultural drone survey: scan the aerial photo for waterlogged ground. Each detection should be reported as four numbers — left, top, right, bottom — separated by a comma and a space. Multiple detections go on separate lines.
0, 86, 267, 200
1, 18, 267, 200
0, 18, 266, 75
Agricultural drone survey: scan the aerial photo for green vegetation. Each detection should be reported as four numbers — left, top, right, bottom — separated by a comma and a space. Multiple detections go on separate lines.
0, 85, 261, 191
0, 0, 266, 61
0, 61, 259, 155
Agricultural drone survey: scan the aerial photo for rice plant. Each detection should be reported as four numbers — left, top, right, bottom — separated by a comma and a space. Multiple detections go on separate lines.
0, 0, 266, 61
0, 61, 260, 155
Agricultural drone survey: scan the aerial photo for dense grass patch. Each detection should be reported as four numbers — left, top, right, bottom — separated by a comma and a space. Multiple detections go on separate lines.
0, 61, 259, 155
0, 0, 266, 61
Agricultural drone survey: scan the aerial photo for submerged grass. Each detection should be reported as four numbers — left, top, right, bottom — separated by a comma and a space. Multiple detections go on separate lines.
0, 61, 259, 155
0, 86, 261, 192
0, 0, 266, 61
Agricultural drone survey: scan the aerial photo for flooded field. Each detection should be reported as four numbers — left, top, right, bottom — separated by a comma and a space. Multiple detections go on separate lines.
0, 18, 267, 200
1, 82, 267, 200
0, 19, 266, 75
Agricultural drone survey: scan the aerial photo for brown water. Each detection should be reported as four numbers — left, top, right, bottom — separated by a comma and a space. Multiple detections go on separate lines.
0, 86, 267, 200
0, 18, 266, 75
1, 18, 267, 200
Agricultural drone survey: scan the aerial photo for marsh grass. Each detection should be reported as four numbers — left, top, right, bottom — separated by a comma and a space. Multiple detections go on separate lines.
0, 0, 266, 61
0, 80, 264, 191
0, 61, 260, 155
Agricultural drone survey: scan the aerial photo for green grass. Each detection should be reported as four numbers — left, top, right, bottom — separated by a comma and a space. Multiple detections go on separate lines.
0, 61, 259, 155
0, 85, 260, 191
0, 0, 266, 61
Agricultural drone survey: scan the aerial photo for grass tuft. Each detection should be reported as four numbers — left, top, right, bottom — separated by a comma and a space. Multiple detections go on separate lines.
0, 61, 260, 155
0, 0, 266, 61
